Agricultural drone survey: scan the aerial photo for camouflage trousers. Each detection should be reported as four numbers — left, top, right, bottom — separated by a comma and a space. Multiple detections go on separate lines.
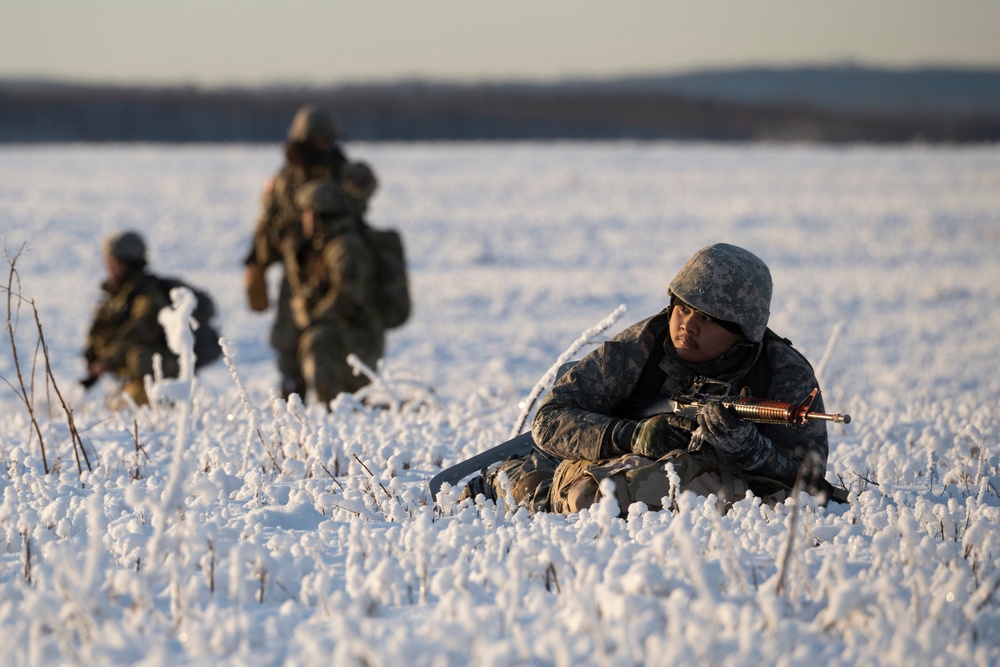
478, 448, 793, 516
472, 451, 560, 513
270, 284, 384, 404
298, 322, 384, 404
113, 346, 180, 406
270, 281, 305, 398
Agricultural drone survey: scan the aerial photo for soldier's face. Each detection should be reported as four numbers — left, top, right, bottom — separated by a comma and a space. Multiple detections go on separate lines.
669, 302, 741, 364
105, 256, 127, 284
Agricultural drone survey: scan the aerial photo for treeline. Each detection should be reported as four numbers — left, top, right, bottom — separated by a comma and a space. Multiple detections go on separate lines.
3, 80, 999, 143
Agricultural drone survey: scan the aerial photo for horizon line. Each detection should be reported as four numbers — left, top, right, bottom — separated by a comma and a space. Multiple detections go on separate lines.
4, 60, 1000, 92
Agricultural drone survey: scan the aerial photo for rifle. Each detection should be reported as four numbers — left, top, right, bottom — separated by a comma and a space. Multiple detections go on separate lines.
616, 377, 850, 430
428, 377, 850, 499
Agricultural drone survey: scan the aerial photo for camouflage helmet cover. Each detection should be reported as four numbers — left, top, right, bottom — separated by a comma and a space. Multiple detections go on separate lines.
668, 243, 772, 342
287, 104, 338, 143
341, 161, 378, 201
103, 230, 147, 263
295, 179, 347, 215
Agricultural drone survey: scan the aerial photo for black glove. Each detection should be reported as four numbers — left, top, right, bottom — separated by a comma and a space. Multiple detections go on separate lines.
696, 402, 771, 471
630, 413, 696, 459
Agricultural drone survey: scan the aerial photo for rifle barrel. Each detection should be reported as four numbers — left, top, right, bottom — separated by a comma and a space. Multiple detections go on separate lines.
808, 412, 851, 424
726, 394, 852, 426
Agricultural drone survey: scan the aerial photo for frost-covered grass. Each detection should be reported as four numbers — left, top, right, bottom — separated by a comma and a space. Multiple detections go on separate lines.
1, 141, 999, 665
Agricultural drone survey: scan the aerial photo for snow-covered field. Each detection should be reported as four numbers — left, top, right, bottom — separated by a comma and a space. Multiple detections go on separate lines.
1, 141, 999, 665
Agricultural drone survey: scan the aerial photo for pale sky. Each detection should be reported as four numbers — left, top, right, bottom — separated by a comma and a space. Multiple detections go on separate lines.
2, 0, 999, 87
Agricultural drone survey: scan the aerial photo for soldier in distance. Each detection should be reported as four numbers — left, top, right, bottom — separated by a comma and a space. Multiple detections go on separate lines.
243, 104, 350, 312
83, 231, 180, 407
271, 179, 385, 405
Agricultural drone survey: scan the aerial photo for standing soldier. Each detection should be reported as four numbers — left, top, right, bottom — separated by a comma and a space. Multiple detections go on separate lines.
273, 179, 385, 404
84, 231, 179, 407
244, 104, 349, 312
244, 104, 350, 396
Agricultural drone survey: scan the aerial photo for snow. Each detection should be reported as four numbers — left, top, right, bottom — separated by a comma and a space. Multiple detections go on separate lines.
1, 140, 1000, 665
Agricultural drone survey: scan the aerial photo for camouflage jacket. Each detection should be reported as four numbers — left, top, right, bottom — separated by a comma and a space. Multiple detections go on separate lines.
531, 310, 829, 488
280, 216, 382, 331
246, 142, 348, 269
84, 270, 174, 375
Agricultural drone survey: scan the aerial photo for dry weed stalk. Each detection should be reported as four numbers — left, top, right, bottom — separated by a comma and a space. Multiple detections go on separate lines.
130, 417, 150, 479
4, 243, 94, 477
22, 528, 32, 583
775, 466, 806, 597
32, 302, 91, 475
4, 243, 49, 473
353, 453, 392, 499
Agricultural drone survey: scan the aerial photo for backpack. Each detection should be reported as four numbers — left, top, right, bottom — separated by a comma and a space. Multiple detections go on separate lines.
155, 276, 223, 369
362, 226, 411, 329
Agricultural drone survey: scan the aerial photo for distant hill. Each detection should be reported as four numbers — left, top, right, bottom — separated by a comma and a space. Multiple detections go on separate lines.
2, 65, 999, 143
600, 65, 1000, 116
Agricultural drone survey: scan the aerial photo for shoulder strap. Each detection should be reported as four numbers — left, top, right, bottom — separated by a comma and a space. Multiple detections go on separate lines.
128, 272, 167, 308
740, 328, 809, 398
630, 310, 671, 396
150, 274, 183, 296
740, 341, 772, 398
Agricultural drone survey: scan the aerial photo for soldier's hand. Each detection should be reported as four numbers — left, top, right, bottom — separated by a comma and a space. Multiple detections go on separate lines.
244, 265, 269, 312
81, 360, 108, 389
630, 413, 695, 460
696, 402, 776, 472
697, 402, 756, 456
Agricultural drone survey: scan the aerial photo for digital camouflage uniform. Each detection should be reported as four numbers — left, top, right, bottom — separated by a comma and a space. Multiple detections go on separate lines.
473, 244, 831, 515
279, 180, 385, 404
85, 233, 179, 406
243, 105, 350, 394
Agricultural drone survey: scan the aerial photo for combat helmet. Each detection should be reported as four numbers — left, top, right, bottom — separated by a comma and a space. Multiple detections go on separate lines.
296, 179, 347, 216
287, 104, 338, 144
341, 161, 378, 201
668, 243, 772, 342
103, 230, 147, 264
